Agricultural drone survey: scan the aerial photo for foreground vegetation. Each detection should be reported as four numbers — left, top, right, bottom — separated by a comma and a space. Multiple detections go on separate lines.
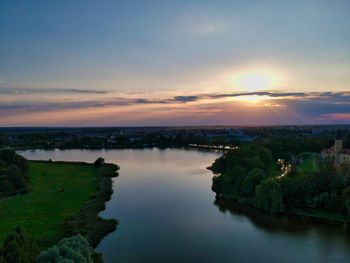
37, 234, 94, 263
210, 143, 350, 221
0, 150, 31, 199
0, 154, 119, 262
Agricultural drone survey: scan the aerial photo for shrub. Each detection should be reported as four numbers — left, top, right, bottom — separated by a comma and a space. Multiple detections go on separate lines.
37, 235, 94, 263
0, 226, 37, 263
93, 157, 105, 168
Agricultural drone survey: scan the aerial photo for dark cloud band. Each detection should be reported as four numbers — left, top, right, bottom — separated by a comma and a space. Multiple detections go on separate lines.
1, 91, 349, 118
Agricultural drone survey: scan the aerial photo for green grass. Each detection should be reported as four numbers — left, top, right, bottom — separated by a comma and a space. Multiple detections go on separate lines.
297, 152, 319, 173
0, 161, 99, 248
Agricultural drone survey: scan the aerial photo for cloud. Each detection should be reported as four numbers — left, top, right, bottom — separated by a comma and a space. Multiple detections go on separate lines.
0, 87, 109, 95
319, 113, 350, 121
1, 91, 350, 111
1, 90, 350, 125
207, 91, 307, 99
175, 12, 226, 37
186, 21, 222, 35
173, 96, 199, 102
68, 89, 108, 94
118, 95, 199, 105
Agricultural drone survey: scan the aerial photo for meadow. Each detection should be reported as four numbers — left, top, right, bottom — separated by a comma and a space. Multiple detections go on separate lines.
297, 152, 319, 173
0, 161, 107, 249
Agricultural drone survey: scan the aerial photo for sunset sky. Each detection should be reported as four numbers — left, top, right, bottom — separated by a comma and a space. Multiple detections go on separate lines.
0, 0, 349, 126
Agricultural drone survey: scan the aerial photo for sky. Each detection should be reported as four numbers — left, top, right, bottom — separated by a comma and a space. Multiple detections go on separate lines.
0, 0, 349, 126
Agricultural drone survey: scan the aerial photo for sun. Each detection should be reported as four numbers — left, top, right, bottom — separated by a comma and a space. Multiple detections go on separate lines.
225, 67, 281, 92
224, 68, 282, 103
222, 67, 285, 103
236, 71, 276, 91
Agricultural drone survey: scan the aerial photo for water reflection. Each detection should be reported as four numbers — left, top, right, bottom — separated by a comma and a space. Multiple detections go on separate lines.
214, 197, 350, 259
214, 198, 312, 234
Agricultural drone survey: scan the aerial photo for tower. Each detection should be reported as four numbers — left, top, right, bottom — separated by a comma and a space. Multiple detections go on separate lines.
334, 130, 343, 153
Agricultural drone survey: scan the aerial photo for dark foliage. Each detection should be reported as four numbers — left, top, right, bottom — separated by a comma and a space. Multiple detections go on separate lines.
0, 227, 37, 263
0, 150, 30, 198
37, 234, 93, 263
93, 157, 105, 167
210, 141, 350, 219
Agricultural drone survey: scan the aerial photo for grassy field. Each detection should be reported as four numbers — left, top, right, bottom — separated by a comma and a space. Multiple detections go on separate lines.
297, 152, 319, 173
0, 161, 100, 248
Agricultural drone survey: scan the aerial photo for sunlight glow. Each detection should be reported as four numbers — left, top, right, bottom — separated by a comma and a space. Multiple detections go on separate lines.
236, 71, 277, 91
235, 95, 268, 104
224, 66, 284, 94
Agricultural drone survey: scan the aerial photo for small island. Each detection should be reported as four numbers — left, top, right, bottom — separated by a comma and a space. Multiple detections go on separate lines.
0, 150, 119, 262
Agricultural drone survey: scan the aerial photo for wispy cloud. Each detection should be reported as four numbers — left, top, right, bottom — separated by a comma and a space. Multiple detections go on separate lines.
322, 113, 350, 121
206, 91, 307, 99
1, 90, 349, 110
175, 12, 226, 36
0, 87, 109, 95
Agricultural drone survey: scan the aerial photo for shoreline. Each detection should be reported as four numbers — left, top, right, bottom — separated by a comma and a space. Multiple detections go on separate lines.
215, 194, 350, 226
30, 160, 120, 248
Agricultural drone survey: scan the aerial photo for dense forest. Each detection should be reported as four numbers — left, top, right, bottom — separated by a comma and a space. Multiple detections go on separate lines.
3, 126, 348, 151
210, 143, 350, 218
0, 150, 30, 198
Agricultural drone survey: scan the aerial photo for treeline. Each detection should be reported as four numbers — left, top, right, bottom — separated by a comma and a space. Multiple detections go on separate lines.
210, 143, 350, 218
1, 132, 236, 150
0, 150, 30, 198
257, 136, 332, 160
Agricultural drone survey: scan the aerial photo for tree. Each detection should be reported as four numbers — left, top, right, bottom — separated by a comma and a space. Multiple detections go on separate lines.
339, 162, 350, 178
255, 178, 284, 214
37, 234, 94, 263
0, 151, 30, 197
93, 157, 105, 168
0, 226, 37, 263
230, 165, 247, 193
241, 168, 265, 197
212, 175, 232, 196
6, 165, 26, 192
279, 175, 308, 209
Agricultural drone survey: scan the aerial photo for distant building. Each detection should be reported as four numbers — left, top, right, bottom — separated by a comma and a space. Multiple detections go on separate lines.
322, 131, 350, 165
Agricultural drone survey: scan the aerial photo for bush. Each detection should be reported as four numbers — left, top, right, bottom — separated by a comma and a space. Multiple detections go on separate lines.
93, 157, 105, 168
0, 226, 37, 263
37, 235, 94, 263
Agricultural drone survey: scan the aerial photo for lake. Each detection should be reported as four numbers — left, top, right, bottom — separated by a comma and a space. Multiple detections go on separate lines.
19, 148, 350, 263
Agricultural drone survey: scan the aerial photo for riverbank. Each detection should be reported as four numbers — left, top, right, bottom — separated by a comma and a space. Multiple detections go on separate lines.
0, 160, 119, 254
60, 160, 120, 248
215, 194, 350, 225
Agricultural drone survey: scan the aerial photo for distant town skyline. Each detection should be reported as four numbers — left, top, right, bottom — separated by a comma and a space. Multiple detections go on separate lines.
0, 0, 349, 126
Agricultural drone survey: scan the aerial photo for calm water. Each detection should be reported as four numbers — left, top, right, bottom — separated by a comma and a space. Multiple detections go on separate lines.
19, 148, 350, 263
